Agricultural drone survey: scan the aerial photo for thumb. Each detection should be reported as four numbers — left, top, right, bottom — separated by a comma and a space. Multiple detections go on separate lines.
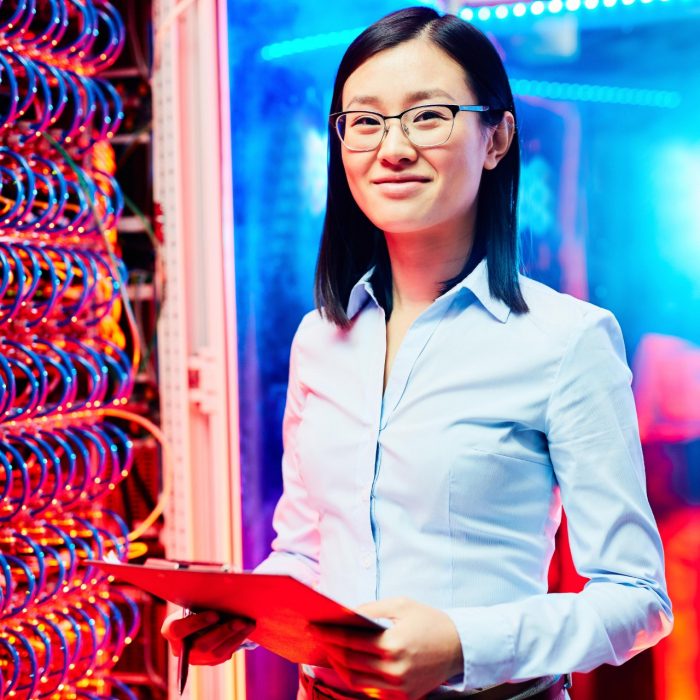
355, 597, 405, 620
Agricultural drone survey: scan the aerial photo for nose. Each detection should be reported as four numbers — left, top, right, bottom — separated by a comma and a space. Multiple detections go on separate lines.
376, 117, 417, 164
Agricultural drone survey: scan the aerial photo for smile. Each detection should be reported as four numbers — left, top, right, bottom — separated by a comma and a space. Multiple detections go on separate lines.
372, 176, 431, 184
372, 177, 431, 197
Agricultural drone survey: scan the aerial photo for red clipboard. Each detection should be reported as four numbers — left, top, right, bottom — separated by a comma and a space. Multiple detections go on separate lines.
89, 559, 386, 666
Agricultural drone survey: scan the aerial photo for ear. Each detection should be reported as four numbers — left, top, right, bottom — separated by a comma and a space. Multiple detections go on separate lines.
483, 111, 515, 171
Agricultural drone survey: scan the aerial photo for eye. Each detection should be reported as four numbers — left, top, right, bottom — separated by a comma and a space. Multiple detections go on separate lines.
415, 110, 441, 120
350, 114, 382, 128
412, 108, 450, 122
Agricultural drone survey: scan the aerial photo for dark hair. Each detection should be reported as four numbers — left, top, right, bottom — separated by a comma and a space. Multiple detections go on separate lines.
314, 6, 528, 326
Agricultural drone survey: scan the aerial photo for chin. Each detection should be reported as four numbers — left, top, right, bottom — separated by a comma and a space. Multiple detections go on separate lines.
373, 221, 437, 237
366, 208, 435, 235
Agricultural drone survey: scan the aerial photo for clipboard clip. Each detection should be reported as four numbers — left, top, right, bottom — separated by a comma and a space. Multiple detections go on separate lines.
145, 558, 234, 572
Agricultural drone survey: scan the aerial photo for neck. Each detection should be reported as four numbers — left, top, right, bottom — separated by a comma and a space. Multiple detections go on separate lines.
384, 226, 474, 312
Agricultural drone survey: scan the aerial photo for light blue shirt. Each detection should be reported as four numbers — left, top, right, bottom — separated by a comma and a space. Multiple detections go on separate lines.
255, 258, 672, 693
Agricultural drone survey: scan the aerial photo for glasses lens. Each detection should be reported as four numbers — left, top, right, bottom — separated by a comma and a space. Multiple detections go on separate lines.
336, 112, 384, 151
403, 105, 454, 147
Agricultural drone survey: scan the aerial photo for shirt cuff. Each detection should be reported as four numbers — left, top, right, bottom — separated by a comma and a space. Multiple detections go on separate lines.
253, 551, 319, 588
443, 606, 516, 691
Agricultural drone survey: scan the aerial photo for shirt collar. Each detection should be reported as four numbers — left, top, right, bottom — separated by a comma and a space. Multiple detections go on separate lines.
346, 267, 379, 320
345, 258, 512, 324
455, 258, 512, 324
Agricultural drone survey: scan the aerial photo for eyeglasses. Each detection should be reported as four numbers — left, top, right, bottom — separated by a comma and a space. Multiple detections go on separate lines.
329, 103, 491, 152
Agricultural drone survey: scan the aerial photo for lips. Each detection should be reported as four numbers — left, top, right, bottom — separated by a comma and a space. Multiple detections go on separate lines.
371, 175, 431, 198
372, 176, 431, 184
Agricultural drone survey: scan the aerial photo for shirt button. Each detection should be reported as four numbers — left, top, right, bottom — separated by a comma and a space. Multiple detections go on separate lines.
360, 552, 373, 569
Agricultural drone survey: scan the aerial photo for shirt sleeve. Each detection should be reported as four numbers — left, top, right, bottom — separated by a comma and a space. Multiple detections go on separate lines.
253, 323, 321, 587
444, 308, 673, 690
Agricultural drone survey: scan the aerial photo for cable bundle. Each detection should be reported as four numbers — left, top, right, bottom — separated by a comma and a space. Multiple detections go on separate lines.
0, 1, 124, 75
0, 3, 144, 699
0, 56, 124, 150
0, 517, 138, 698
0, 149, 123, 237
0, 419, 134, 516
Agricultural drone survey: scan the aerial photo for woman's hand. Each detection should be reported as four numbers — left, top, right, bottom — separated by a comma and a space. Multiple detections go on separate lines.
161, 609, 255, 666
311, 597, 463, 700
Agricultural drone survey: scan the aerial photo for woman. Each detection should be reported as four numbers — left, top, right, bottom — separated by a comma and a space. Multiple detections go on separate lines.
163, 7, 672, 699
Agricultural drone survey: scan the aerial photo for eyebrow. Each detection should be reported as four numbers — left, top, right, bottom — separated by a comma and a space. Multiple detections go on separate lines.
344, 89, 456, 110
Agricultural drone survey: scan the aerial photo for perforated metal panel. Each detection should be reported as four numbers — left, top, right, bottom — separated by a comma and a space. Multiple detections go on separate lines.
153, 0, 245, 697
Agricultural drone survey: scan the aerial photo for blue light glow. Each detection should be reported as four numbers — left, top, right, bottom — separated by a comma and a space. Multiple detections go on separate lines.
548, 0, 565, 12
519, 156, 555, 238
302, 130, 328, 216
511, 78, 682, 107
456, 0, 699, 22
653, 144, 700, 276
260, 27, 364, 60
258, 0, 700, 59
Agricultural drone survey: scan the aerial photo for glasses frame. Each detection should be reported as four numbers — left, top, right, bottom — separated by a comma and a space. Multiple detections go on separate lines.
329, 103, 491, 152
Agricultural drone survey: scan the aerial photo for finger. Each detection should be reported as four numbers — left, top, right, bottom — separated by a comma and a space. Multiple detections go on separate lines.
191, 619, 254, 654
187, 621, 255, 666
311, 625, 386, 655
160, 612, 182, 642
324, 654, 375, 693
161, 616, 181, 655
170, 638, 183, 657
326, 658, 400, 695
169, 610, 220, 639
189, 647, 237, 666
323, 645, 402, 689
355, 598, 406, 619
209, 624, 255, 658
319, 641, 394, 672
162, 612, 217, 655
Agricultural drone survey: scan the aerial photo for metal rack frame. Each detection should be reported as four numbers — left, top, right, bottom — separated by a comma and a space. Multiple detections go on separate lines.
153, 0, 245, 697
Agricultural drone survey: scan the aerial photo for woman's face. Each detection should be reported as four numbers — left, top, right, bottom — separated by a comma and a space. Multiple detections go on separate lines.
340, 38, 506, 241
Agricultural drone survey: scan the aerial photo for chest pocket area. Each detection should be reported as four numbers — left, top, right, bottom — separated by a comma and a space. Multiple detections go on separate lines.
448, 447, 555, 541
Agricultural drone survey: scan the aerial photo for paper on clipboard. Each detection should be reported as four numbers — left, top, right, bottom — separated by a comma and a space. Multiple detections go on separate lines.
89, 558, 387, 666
